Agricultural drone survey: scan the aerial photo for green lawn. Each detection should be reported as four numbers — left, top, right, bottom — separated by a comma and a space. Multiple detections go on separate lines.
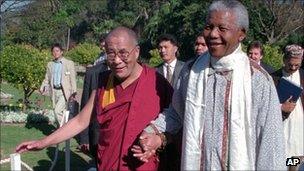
1, 82, 52, 110
0, 124, 93, 171
0, 77, 89, 170
1, 75, 84, 110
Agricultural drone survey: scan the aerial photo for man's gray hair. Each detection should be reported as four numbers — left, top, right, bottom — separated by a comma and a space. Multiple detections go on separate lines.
106, 26, 139, 46
284, 44, 303, 59
208, 0, 249, 32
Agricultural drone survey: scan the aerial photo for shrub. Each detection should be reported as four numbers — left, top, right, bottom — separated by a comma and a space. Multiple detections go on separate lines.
148, 49, 163, 67
65, 42, 100, 65
1, 44, 50, 110
262, 44, 284, 71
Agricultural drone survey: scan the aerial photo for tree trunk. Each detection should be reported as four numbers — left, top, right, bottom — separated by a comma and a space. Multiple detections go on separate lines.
22, 87, 35, 112
66, 28, 70, 51
22, 90, 28, 112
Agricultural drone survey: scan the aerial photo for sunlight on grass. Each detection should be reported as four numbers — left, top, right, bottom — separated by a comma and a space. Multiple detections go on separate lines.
0, 124, 92, 171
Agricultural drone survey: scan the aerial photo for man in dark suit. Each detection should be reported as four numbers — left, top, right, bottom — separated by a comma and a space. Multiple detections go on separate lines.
77, 39, 108, 166
157, 34, 184, 87
155, 34, 184, 170
247, 41, 275, 74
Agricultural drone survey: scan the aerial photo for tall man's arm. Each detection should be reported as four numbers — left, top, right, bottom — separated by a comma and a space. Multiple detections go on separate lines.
132, 67, 189, 161
147, 63, 191, 134
16, 90, 96, 153
256, 78, 286, 170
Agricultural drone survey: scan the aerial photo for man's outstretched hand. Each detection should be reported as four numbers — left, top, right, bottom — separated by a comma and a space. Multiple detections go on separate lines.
131, 131, 162, 162
15, 140, 46, 153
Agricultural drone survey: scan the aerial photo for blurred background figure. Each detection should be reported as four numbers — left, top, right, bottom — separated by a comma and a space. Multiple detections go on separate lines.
157, 34, 184, 87
247, 41, 274, 74
93, 34, 107, 66
194, 32, 208, 57
77, 34, 109, 169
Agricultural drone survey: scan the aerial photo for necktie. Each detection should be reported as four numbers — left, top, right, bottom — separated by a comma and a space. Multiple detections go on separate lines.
166, 64, 173, 84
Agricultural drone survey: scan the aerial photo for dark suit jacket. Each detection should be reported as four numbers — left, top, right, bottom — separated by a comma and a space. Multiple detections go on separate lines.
79, 62, 108, 148
260, 62, 275, 74
157, 60, 185, 87
271, 68, 304, 120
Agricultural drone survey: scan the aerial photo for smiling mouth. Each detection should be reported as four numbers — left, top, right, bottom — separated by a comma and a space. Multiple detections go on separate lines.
115, 67, 125, 72
209, 42, 222, 47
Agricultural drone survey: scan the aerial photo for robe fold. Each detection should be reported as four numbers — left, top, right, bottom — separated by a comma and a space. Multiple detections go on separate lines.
95, 64, 173, 170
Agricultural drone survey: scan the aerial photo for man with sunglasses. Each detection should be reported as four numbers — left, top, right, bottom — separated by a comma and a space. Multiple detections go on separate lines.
16, 26, 173, 170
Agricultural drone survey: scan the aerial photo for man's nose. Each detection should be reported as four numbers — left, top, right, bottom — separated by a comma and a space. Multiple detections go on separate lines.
112, 55, 123, 63
290, 65, 297, 70
160, 48, 165, 52
210, 28, 220, 38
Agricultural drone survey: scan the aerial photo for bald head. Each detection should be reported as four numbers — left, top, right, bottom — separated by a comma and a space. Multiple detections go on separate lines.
106, 26, 138, 47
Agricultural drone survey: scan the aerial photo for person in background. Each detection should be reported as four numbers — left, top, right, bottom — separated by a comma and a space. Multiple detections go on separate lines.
93, 34, 107, 66
247, 40, 274, 74
271, 44, 303, 159
157, 34, 184, 87
76, 34, 109, 168
194, 32, 208, 57
40, 43, 77, 127
132, 0, 285, 170
16, 26, 173, 170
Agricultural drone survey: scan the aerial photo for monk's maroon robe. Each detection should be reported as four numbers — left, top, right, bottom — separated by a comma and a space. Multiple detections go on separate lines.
95, 65, 173, 170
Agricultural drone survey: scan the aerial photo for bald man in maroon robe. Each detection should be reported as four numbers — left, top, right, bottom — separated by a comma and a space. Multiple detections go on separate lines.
16, 27, 173, 170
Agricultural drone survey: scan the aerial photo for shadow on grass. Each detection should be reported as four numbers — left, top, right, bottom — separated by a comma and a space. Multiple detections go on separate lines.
23, 123, 94, 170
32, 146, 92, 171
25, 123, 57, 136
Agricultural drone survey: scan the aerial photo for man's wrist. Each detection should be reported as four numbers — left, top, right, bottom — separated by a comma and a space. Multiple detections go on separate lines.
144, 125, 156, 134
147, 124, 167, 153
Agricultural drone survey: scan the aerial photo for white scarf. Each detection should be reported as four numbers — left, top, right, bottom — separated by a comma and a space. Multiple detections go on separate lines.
181, 44, 253, 170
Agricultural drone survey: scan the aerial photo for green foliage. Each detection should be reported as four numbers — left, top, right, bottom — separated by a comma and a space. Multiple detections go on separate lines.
1, 44, 50, 109
148, 49, 163, 67
3, 0, 303, 62
262, 44, 284, 70
66, 43, 100, 65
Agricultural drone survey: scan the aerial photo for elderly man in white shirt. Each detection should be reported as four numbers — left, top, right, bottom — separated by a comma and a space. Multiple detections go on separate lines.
272, 44, 304, 159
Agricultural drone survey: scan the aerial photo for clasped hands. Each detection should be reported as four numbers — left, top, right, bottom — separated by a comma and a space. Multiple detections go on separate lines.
131, 131, 162, 162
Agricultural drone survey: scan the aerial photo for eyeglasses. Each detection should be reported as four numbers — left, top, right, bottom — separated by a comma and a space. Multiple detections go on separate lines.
106, 46, 137, 62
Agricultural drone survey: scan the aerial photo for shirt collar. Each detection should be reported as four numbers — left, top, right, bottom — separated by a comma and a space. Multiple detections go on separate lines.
165, 58, 177, 68
53, 57, 63, 63
282, 69, 299, 78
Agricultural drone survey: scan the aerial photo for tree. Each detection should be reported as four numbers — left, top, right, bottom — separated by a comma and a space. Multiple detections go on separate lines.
2, 0, 303, 63
65, 42, 100, 65
246, 0, 304, 44
1, 44, 50, 110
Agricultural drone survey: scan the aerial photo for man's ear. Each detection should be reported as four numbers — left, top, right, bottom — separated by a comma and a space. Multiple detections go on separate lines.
135, 46, 140, 60
238, 29, 246, 42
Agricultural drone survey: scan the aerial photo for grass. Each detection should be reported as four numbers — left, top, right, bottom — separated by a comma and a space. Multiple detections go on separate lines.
1, 82, 52, 110
0, 77, 89, 170
0, 123, 93, 171
1, 75, 84, 110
